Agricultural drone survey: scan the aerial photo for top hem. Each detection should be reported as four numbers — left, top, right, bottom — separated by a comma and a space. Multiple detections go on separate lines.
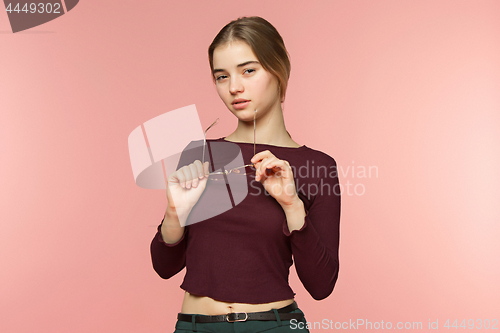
179, 286, 296, 305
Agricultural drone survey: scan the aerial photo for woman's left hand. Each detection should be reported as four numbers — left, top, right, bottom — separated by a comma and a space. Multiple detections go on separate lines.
251, 150, 301, 208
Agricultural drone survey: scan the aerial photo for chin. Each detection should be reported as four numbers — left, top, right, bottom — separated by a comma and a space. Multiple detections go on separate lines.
230, 107, 253, 115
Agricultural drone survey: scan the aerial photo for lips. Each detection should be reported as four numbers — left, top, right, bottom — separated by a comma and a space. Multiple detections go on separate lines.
232, 99, 251, 110
232, 99, 250, 105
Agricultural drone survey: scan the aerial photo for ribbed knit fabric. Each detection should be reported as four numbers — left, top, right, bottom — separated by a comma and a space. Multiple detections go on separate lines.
151, 138, 341, 303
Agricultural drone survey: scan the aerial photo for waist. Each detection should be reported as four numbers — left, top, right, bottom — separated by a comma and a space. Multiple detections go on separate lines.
181, 291, 295, 315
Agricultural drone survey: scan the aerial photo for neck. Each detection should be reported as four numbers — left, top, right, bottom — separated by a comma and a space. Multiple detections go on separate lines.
228, 105, 292, 146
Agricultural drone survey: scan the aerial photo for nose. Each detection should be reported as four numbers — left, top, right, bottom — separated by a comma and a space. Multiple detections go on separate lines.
229, 77, 244, 95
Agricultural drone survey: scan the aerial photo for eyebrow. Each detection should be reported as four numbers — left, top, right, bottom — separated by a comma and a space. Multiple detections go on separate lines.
212, 61, 260, 75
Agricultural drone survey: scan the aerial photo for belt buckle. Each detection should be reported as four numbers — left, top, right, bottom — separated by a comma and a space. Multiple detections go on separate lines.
226, 312, 248, 322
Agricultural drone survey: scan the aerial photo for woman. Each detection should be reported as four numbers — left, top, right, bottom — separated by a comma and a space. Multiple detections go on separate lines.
151, 16, 341, 333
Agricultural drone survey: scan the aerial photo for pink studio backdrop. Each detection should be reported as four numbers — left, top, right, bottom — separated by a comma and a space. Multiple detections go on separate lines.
1, 1, 499, 332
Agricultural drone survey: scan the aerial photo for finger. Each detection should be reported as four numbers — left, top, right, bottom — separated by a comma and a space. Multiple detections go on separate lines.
258, 158, 272, 177
272, 161, 289, 178
168, 168, 186, 188
258, 160, 289, 181
194, 160, 205, 179
177, 166, 192, 189
283, 161, 293, 177
258, 157, 278, 178
252, 161, 260, 180
188, 163, 199, 188
183, 165, 197, 189
254, 160, 266, 181
204, 161, 210, 177
251, 150, 274, 164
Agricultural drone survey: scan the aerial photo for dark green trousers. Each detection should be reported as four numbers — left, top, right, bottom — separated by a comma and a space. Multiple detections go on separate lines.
173, 308, 310, 332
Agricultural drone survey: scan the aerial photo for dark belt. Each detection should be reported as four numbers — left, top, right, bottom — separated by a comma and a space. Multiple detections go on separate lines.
177, 301, 303, 323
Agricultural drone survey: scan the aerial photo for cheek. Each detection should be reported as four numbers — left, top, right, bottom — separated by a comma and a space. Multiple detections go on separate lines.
258, 72, 279, 91
252, 76, 273, 96
216, 85, 229, 102
254, 76, 279, 101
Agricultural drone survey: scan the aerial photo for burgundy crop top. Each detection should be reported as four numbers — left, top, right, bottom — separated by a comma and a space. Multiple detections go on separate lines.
150, 137, 341, 304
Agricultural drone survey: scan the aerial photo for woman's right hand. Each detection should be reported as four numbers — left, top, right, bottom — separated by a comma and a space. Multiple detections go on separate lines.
166, 160, 210, 226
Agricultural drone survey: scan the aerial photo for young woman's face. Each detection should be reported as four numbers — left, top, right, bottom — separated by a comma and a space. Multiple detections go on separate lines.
212, 41, 281, 121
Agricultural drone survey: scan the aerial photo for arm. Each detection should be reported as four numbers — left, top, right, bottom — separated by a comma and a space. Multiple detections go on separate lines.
150, 210, 188, 279
282, 161, 341, 300
149, 140, 204, 279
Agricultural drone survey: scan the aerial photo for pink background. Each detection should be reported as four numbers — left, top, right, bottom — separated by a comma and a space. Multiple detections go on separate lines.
1, 1, 499, 332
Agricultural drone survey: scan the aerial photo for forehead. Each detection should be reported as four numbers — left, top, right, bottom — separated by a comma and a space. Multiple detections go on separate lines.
212, 41, 258, 69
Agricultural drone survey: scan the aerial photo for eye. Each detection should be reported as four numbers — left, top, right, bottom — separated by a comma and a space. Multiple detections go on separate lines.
244, 69, 256, 75
215, 75, 227, 81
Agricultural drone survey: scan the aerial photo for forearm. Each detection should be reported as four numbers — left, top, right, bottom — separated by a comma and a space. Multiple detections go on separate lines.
161, 207, 187, 244
282, 197, 306, 233
287, 216, 339, 300
282, 195, 340, 300
150, 207, 189, 279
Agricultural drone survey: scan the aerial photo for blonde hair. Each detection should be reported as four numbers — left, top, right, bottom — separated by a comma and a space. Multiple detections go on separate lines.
208, 16, 291, 102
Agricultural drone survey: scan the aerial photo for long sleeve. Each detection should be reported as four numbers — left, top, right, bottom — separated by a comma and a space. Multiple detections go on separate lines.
149, 139, 341, 303
150, 140, 203, 279
150, 218, 188, 279
282, 160, 341, 300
